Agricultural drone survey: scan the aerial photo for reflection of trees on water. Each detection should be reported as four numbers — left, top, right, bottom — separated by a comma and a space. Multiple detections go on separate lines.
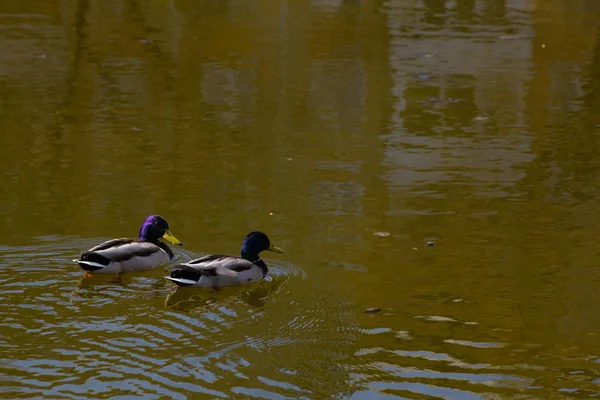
387, 0, 533, 218
1, 0, 596, 238
422, 0, 507, 25
3, 0, 600, 396
0, 0, 597, 296
584, 24, 600, 119
510, 0, 600, 345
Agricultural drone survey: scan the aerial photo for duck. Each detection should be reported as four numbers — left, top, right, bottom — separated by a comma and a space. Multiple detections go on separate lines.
165, 231, 284, 288
73, 215, 183, 274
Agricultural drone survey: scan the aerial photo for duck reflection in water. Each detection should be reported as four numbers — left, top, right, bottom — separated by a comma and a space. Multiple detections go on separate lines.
164, 278, 283, 311
74, 267, 166, 299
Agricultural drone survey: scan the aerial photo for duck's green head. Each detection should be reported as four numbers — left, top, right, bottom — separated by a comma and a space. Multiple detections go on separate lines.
139, 215, 183, 246
241, 231, 284, 261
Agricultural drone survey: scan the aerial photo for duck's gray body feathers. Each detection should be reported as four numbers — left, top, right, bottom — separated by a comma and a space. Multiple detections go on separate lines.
75, 238, 174, 274
166, 254, 266, 288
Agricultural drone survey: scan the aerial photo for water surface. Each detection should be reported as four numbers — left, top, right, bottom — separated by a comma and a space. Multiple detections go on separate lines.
2, 0, 600, 398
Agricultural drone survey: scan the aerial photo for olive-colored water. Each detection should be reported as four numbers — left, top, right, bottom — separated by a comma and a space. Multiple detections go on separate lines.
2, 0, 600, 398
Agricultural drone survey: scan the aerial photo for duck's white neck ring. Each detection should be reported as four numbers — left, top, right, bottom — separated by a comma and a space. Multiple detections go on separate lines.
253, 258, 262, 264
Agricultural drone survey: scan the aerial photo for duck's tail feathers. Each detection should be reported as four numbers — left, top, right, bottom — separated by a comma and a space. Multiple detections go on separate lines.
165, 276, 198, 286
165, 268, 203, 287
75, 253, 110, 272
76, 260, 108, 271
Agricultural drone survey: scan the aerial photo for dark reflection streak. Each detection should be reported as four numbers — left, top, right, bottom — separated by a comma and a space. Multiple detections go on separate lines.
483, 0, 507, 22
444, 77, 479, 123
546, 18, 600, 345
40, 0, 90, 233
277, 0, 312, 140
361, 0, 394, 237
124, 0, 183, 200
169, 17, 208, 216
455, 0, 476, 22
173, 0, 230, 19
520, 17, 558, 204
514, 1, 598, 343
582, 26, 600, 120
60, 0, 90, 115
423, 0, 447, 25
518, 6, 600, 208
125, 0, 176, 90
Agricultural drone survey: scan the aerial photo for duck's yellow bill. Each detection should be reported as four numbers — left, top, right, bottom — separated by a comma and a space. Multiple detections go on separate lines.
162, 230, 183, 246
268, 245, 284, 253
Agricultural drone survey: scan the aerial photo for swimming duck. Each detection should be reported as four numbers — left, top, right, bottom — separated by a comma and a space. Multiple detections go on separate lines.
165, 231, 284, 288
74, 215, 183, 274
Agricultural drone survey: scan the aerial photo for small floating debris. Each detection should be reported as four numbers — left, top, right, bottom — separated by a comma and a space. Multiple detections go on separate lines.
428, 97, 459, 104
474, 115, 489, 121
414, 73, 433, 80
427, 241, 434, 247
444, 297, 464, 304
395, 330, 413, 340
415, 315, 456, 322
373, 232, 390, 237
287, 158, 292, 161
360, 327, 391, 334
541, 44, 546, 48
364, 308, 382, 314
269, 212, 273, 216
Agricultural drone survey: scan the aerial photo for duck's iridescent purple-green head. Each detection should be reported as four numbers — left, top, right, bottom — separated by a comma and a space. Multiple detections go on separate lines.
240, 231, 284, 261
138, 215, 183, 245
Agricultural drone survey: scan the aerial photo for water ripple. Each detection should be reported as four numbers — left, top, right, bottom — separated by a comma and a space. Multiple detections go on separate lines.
3, 236, 600, 398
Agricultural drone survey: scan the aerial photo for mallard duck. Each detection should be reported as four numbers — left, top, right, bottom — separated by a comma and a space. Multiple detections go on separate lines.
73, 215, 183, 274
165, 231, 284, 288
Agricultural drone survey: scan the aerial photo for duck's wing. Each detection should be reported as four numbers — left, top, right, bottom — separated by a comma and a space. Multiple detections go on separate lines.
184, 254, 231, 265
81, 239, 162, 263
179, 255, 255, 276
87, 238, 136, 252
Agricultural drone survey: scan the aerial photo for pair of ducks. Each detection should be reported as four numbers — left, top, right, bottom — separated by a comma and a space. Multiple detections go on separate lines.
74, 215, 284, 289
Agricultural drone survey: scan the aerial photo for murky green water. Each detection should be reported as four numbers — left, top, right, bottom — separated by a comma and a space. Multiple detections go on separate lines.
2, 0, 600, 398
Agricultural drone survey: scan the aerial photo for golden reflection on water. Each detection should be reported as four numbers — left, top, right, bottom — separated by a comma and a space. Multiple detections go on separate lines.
1, 0, 600, 398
